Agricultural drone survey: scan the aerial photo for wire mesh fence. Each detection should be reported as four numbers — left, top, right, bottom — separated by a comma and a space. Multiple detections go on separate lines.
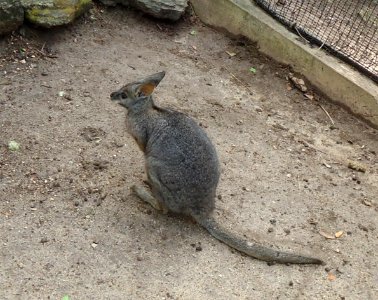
254, 0, 378, 83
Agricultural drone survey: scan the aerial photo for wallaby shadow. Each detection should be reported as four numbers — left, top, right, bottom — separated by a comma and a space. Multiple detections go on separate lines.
111, 190, 216, 289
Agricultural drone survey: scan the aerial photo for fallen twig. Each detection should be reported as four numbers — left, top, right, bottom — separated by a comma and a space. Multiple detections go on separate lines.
319, 104, 335, 125
317, 40, 326, 50
224, 66, 254, 95
294, 27, 310, 44
0, 80, 11, 85
35, 48, 58, 58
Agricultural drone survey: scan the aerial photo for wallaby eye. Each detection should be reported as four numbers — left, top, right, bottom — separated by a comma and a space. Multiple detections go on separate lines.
121, 92, 127, 99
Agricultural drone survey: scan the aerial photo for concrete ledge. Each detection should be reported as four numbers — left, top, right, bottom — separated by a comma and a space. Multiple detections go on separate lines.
190, 0, 378, 128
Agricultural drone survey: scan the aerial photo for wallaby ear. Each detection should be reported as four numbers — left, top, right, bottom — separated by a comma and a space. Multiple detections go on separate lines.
137, 71, 166, 97
138, 83, 155, 96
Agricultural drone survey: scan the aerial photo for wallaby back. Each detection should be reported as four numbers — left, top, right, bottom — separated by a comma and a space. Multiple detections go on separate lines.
110, 71, 323, 265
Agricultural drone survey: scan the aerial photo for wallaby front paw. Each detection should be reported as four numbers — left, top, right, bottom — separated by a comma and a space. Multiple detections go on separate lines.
130, 184, 137, 192
142, 179, 151, 186
131, 184, 168, 214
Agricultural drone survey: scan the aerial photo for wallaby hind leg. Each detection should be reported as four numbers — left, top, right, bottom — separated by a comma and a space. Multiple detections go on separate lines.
131, 184, 168, 214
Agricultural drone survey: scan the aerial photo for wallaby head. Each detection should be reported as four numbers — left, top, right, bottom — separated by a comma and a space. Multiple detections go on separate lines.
110, 71, 166, 109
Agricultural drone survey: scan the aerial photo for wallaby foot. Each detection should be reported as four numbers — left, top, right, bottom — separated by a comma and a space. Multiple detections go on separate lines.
131, 184, 168, 214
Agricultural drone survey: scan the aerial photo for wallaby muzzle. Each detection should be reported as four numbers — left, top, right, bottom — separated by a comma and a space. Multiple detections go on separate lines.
110, 91, 125, 101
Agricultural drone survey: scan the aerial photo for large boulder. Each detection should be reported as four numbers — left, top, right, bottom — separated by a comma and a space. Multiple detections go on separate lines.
0, 0, 24, 35
22, 0, 92, 28
98, 0, 117, 6
99, 0, 188, 21
128, 0, 188, 21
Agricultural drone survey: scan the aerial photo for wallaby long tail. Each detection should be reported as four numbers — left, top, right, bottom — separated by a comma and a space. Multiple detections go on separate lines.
194, 215, 323, 265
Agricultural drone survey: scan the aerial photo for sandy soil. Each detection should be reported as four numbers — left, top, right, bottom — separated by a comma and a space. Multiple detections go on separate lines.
1, 5, 377, 300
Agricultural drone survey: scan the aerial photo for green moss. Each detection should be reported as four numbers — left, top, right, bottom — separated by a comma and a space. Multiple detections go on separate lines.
25, 0, 92, 27
74, 0, 92, 16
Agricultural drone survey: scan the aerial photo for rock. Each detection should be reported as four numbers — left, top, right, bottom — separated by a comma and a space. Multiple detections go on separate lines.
98, 0, 118, 5
40, 237, 49, 243
0, 0, 24, 35
117, 0, 188, 21
288, 73, 308, 93
99, 0, 188, 21
347, 160, 367, 173
22, 0, 92, 28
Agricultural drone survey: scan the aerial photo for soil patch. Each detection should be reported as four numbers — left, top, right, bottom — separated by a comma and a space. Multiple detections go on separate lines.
1, 5, 377, 299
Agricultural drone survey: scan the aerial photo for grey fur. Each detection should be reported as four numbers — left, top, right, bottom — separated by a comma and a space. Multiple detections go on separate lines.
110, 71, 323, 265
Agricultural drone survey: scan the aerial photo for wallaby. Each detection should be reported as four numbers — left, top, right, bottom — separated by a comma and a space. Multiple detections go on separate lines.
110, 71, 323, 265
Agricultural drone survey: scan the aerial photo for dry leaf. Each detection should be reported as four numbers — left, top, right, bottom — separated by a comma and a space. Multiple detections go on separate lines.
327, 272, 336, 281
297, 78, 305, 85
308, 218, 318, 225
347, 160, 367, 173
335, 231, 344, 238
288, 74, 308, 92
362, 199, 372, 206
319, 230, 335, 239
226, 51, 236, 57
304, 93, 314, 100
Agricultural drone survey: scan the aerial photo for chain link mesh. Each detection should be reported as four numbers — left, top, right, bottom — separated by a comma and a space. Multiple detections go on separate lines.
254, 0, 378, 82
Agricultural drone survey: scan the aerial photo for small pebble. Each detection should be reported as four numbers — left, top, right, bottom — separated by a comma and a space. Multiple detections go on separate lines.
52, 182, 60, 188
40, 237, 49, 243
358, 224, 368, 232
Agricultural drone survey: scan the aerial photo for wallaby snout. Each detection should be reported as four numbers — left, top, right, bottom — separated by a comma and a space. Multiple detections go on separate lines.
110, 91, 126, 101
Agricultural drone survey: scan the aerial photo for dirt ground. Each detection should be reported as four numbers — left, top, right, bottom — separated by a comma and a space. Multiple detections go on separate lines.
1, 5, 377, 300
